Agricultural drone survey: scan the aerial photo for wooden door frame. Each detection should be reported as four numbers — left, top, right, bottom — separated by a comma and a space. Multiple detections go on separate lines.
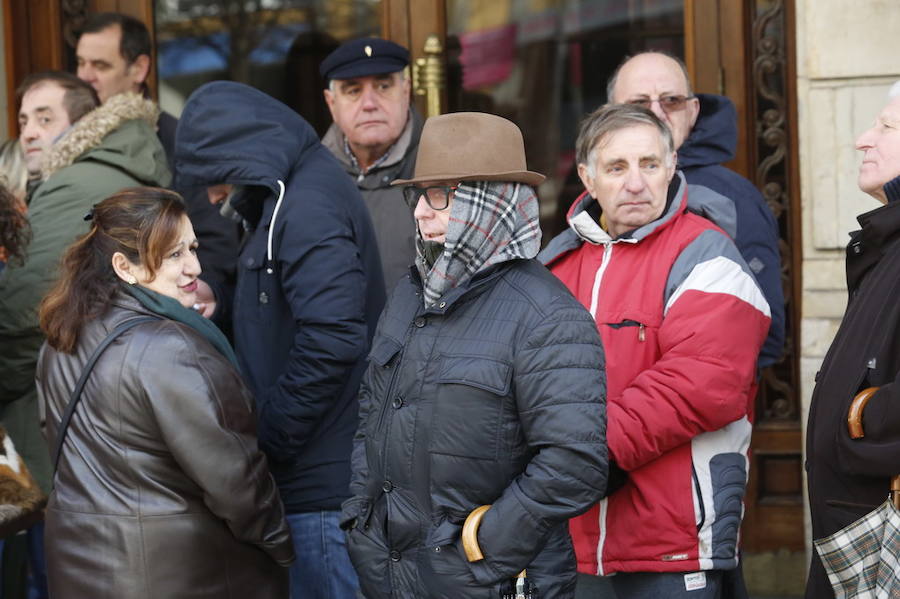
686, 0, 753, 180
3, 0, 66, 135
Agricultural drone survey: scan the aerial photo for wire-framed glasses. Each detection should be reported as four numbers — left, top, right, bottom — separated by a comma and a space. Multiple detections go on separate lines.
627, 94, 695, 113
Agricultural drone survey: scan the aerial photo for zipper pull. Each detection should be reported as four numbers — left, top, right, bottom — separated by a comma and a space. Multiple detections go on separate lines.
638, 323, 645, 342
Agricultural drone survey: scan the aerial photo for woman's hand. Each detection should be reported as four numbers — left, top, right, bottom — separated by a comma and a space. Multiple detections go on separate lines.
193, 279, 217, 318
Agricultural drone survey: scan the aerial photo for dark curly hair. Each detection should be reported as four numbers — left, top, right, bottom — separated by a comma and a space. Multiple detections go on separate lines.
0, 183, 29, 266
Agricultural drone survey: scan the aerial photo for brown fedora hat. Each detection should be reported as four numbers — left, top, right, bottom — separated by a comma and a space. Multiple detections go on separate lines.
393, 112, 545, 187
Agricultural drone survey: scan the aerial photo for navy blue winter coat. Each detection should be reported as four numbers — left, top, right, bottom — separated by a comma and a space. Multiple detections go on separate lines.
680, 93, 785, 368
174, 82, 386, 513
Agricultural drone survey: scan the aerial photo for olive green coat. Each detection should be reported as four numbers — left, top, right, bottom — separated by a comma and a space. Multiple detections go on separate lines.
0, 93, 170, 492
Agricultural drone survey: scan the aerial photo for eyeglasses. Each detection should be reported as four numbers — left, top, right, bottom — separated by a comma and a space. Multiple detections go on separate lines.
627, 95, 694, 113
402, 185, 458, 210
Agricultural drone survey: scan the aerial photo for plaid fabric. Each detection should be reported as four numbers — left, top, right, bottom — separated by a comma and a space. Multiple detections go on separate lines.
814, 498, 900, 598
418, 181, 541, 306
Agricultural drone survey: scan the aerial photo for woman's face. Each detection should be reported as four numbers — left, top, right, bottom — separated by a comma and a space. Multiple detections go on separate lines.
131, 215, 202, 308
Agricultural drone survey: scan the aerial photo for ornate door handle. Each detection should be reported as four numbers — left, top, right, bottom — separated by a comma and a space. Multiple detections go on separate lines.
413, 34, 445, 118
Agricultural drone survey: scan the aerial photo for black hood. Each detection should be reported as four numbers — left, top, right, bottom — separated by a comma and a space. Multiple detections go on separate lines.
677, 93, 737, 169
174, 81, 319, 195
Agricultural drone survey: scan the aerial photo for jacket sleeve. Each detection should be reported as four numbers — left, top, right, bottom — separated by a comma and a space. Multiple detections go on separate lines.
608, 232, 771, 472
686, 175, 784, 369
349, 346, 377, 498
466, 301, 608, 584
341, 354, 375, 528
0, 170, 107, 401
138, 325, 294, 566
254, 189, 371, 459
738, 186, 785, 369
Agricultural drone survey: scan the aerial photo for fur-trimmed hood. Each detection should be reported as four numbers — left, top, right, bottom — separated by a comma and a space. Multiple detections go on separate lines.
41, 93, 163, 181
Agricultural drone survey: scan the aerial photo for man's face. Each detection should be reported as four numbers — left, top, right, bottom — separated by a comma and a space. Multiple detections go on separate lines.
18, 83, 72, 176
611, 53, 700, 150
411, 181, 456, 244
578, 124, 676, 237
76, 25, 149, 103
856, 95, 900, 203
324, 72, 411, 155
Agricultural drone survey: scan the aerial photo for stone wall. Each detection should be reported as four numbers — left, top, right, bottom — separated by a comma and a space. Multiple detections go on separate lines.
795, 0, 900, 559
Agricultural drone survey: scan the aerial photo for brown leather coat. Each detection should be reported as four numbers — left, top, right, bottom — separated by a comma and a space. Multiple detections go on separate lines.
35, 294, 293, 598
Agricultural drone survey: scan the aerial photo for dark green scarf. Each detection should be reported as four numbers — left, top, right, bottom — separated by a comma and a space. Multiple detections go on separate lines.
124, 284, 239, 368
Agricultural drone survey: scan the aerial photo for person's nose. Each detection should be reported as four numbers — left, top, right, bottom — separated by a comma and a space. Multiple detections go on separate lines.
20, 122, 38, 144
186, 251, 202, 277
359, 84, 380, 110
623, 167, 646, 194
77, 64, 95, 83
856, 126, 876, 151
648, 99, 668, 121
413, 194, 434, 220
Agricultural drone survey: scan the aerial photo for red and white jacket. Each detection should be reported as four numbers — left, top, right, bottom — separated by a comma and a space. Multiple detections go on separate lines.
539, 173, 770, 575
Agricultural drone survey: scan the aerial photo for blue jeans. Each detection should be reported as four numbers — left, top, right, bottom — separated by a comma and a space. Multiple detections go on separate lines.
26, 522, 48, 599
286, 510, 359, 599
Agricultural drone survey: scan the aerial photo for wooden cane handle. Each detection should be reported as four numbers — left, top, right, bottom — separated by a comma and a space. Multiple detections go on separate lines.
892, 476, 900, 510
847, 387, 880, 439
462, 504, 491, 562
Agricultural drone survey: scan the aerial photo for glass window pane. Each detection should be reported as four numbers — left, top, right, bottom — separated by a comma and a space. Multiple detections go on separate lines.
155, 0, 382, 136
445, 0, 684, 237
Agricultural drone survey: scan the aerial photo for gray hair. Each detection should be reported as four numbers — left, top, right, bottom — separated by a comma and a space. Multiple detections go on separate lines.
0, 140, 28, 199
576, 104, 675, 178
606, 51, 693, 103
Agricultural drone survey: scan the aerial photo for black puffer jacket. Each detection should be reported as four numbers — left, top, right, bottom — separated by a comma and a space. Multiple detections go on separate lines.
345, 259, 608, 598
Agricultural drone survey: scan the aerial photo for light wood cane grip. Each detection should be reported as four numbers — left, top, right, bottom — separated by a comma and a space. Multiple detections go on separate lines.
462, 504, 491, 562
847, 387, 880, 439
892, 476, 900, 509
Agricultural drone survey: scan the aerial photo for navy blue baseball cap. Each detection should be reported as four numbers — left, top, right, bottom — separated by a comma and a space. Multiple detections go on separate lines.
320, 37, 410, 82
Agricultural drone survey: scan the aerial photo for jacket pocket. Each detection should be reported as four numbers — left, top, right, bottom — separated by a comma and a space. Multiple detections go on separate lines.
824, 498, 877, 512
430, 355, 512, 461
236, 242, 277, 326
366, 336, 404, 438
420, 536, 499, 599
368, 336, 403, 368
340, 496, 371, 531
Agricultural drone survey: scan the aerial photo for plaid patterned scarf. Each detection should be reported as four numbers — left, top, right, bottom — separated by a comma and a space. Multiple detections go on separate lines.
417, 181, 541, 306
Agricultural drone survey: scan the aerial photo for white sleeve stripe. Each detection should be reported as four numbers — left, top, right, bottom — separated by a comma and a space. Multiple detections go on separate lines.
664, 256, 771, 317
